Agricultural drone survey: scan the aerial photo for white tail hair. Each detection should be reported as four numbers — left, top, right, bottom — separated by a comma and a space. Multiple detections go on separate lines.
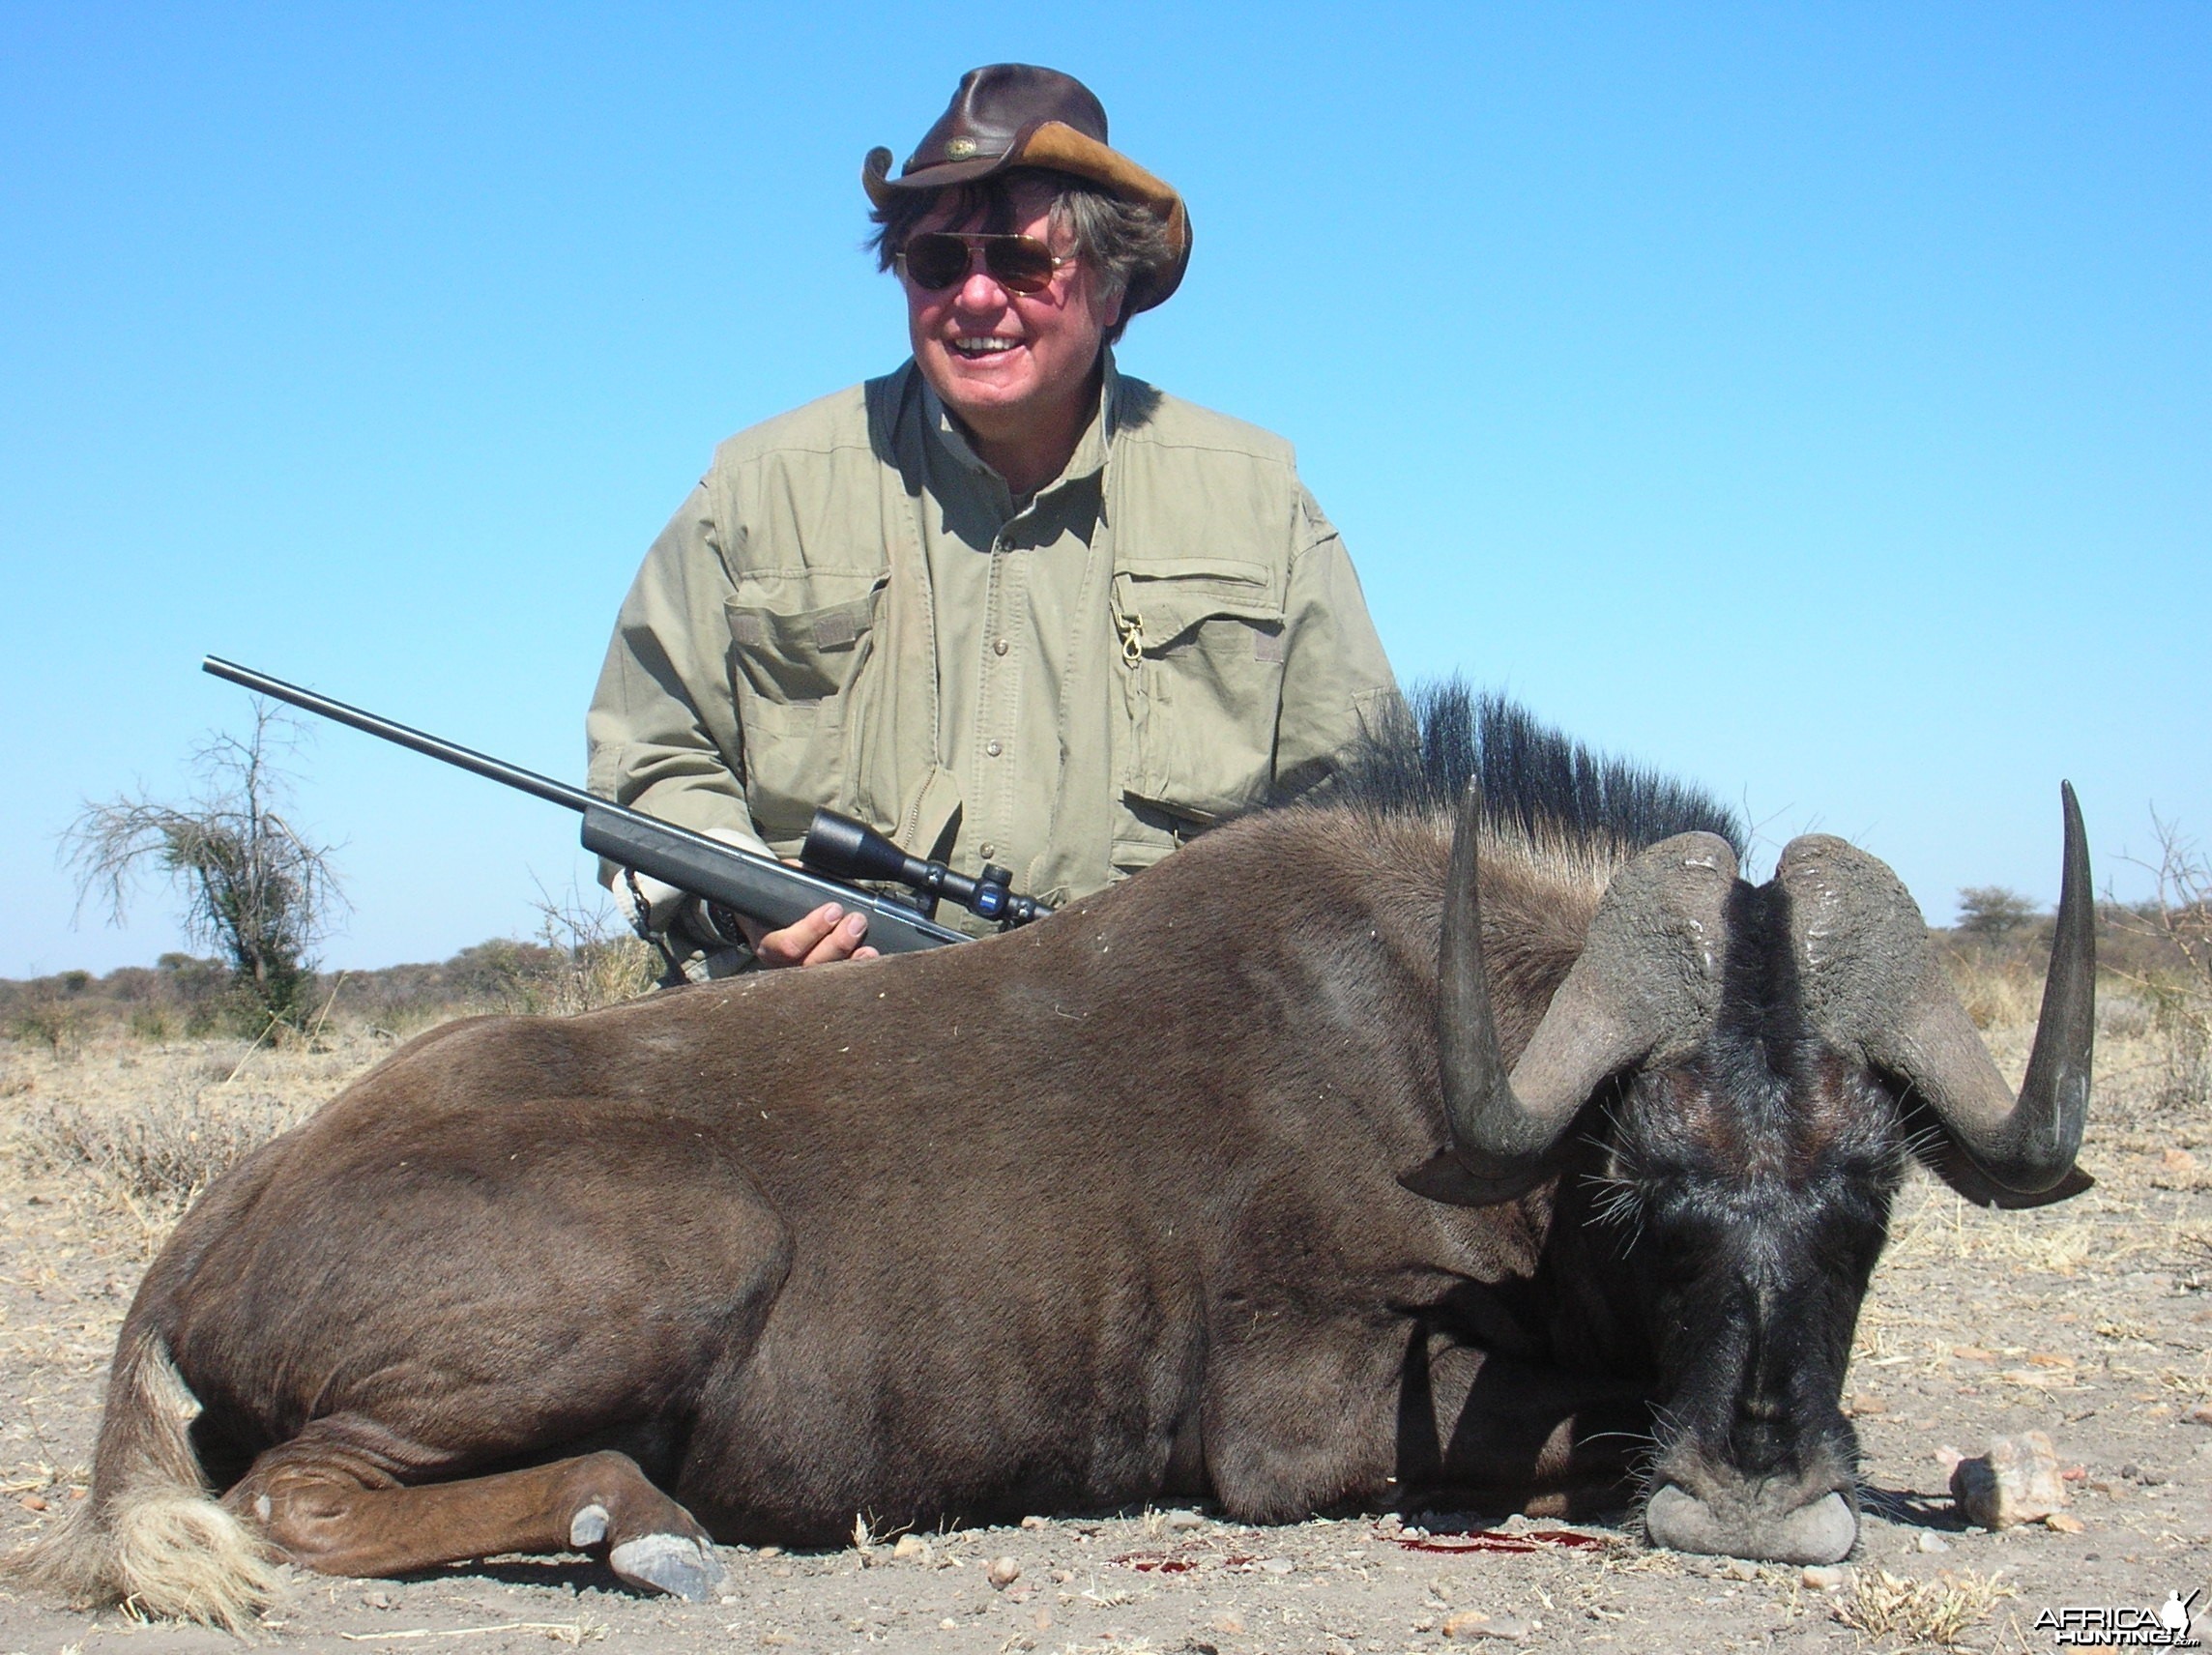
5, 1331, 281, 1629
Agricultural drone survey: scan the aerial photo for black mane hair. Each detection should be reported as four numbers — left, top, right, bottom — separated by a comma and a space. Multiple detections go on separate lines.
1324, 681, 1747, 860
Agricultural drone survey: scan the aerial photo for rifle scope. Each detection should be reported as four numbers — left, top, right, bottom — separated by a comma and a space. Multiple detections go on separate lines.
801, 811, 1051, 928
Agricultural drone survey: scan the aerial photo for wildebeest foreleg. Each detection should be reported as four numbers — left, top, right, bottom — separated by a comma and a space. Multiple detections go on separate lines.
222, 1422, 724, 1600
1398, 1332, 1651, 1517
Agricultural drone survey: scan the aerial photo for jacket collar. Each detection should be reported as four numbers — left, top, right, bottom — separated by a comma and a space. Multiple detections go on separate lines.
917, 352, 1119, 501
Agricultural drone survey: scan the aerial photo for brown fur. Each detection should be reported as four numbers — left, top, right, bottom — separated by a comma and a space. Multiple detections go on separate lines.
23, 806, 1658, 1619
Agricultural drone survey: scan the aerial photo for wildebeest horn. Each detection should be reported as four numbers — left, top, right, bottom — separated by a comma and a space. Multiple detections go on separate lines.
1412, 785, 1738, 1205
1775, 784, 2094, 1203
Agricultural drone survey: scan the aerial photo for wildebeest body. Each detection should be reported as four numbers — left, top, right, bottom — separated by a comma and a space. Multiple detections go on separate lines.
153, 801, 1629, 1548
13, 690, 2093, 1622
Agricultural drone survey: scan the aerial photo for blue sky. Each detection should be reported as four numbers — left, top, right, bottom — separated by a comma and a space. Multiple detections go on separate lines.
3, 2, 2205, 976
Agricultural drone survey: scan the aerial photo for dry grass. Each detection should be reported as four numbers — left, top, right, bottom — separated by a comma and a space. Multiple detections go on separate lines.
3, 1029, 388, 1250
1831, 1567, 2017, 1647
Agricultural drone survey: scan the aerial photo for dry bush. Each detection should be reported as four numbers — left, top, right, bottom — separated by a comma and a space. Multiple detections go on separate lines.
16, 1083, 318, 1213
1831, 1567, 2016, 1647
464, 886, 656, 1017
1939, 951, 2046, 1032
2111, 815, 2212, 1114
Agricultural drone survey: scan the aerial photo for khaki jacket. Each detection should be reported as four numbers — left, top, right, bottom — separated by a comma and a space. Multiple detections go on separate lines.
587, 358, 1396, 931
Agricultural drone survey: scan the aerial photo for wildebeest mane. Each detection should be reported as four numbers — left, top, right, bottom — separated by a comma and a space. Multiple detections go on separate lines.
1321, 681, 1746, 862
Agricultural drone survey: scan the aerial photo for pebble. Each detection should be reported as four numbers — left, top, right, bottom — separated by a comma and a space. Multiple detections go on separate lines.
1164, 1509, 1208, 1530
891, 1533, 928, 1560
1800, 1565, 1851, 1591
1916, 1531, 1952, 1553
2163, 1147, 2200, 1173
1442, 1610, 1532, 1640
16, 1495, 46, 1512
2046, 1512, 2088, 1534
1951, 1430, 2069, 1529
986, 1555, 1022, 1589
1722, 1559, 1760, 1581
2188, 1405, 2212, 1427
1212, 1611, 1247, 1635
937, 1618, 959, 1631
1020, 1513, 1050, 1529
1258, 1556, 1295, 1575
360, 1589, 393, 1610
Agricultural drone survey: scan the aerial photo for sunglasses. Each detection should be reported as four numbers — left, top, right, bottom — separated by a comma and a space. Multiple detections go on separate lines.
897, 232, 1072, 295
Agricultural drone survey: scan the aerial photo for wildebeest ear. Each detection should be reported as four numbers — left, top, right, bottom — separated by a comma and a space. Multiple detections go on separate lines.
1913, 1132, 2095, 1209
1397, 1148, 1553, 1208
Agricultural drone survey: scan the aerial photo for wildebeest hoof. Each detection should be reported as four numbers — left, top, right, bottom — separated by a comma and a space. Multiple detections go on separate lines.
1645, 1484, 1856, 1565
609, 1532, 726, 1600
568, 1503, 610, 1547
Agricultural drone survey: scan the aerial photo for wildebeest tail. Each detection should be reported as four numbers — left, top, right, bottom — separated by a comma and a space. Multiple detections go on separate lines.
5, 1326, 280, 1628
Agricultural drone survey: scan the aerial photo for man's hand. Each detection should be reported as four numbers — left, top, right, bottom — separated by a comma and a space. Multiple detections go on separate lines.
739, 903, 880, 969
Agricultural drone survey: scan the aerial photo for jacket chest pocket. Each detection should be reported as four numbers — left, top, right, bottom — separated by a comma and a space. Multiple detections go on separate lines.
1110, 557, 1287, 833
724, 574, 886, 842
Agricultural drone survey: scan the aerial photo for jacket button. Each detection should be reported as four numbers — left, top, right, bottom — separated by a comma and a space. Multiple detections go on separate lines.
993, 637, 1009, 656
979, 842, 996, 858
985, 740, 1003, 758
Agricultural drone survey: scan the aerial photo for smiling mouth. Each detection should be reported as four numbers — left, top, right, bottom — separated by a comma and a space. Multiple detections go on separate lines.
950, 336, 1020, 358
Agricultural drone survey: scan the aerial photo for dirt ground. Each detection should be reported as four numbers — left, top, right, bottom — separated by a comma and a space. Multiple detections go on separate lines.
0, 1005, 2207, 1655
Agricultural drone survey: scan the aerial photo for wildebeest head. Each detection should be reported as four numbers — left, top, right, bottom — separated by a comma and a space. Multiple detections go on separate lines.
1416, 786, 2095, 1564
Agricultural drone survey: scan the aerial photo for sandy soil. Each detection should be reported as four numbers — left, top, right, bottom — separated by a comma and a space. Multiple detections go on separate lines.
0, 1017, 2206, 1654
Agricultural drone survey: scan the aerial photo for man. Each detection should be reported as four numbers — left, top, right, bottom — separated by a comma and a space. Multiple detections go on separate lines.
588, 65, 1396, 969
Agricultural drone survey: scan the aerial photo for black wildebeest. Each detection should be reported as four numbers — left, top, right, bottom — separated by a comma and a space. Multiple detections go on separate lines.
14, 692, 2094, 1625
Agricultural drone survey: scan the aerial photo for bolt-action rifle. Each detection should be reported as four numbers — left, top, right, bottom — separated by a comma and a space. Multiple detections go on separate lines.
201, 657, 1053, 960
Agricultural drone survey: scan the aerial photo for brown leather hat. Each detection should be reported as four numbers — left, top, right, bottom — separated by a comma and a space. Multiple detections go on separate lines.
863, 64, 1191, 314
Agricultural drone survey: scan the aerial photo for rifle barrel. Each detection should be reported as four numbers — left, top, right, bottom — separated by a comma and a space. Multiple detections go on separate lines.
200, 654, 971, 953
202, 656, 596, 815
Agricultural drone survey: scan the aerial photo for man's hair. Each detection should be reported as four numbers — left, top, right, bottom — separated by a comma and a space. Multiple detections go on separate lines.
867, 169, 1179, 347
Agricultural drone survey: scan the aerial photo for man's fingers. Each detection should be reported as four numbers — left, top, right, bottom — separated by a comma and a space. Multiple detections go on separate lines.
754, 902, 842, 968
753, 903, 870, 969
800, 910, 870, 967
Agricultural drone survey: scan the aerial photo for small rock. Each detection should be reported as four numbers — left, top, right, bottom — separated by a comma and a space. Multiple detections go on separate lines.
1847, 1393, 1887, 1416
986, 1555, 1022, 1589
1950, 1430, 2068, 1529
1951, 1346, 1994, 1361
2163, 1147, 2200, 1173
1916, 1531, 1952, 1553
891, 1533, 928, 1560
16, 1495, 46, 1512
1723, 1559, 1760, 1581
2046, 1512, 2088, 1534
938, 1618, 959, 1631
1258, 1556, 1295, 1575
1800, 1565, 1851, 1591
756, 1544, 783, 1557
1032, 1607, 1052, 1631
1049, 1568, 1074, 1583
1442, 1610, 1532, 1640
2187, 1405, 2212, 1426
1164, 1509, 1208, 1530
1211, 1611, 1245, 1636
361, 1589, 393, 1610
1020, 1513, 1050, 1529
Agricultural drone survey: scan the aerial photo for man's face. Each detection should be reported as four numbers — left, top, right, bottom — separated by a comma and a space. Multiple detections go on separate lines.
902, 179, 1122, 443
